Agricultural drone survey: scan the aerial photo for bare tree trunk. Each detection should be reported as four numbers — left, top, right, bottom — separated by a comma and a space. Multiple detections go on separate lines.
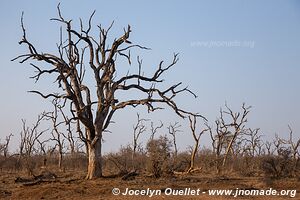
86, 124, 103, 179
222, 136, 236, 167
86, 138, 102, 179
188, 140, 199, 173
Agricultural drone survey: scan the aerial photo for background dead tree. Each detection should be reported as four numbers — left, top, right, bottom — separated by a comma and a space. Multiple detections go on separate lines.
206, 103, 250, 173
243, 128, 262, 157
280, 125, 300, 162
56, 100, 77, 156
261, 133, 297, 178
0, 133, 13, 158
14, 4, 201, 179
233, 137, 247, 156
61, 121, 76, 156
219, 103, 250, 167
36, 138, 49, 168
167, 122, 181, 158
274, 134, 283, 156
36, 138, 51, 169
265, 141, 274, 155
132, 113, 148, 169
278, 126, 300, 173
187, 115, 208, 173
208, 112, 236, 158
207, 122, 223, 158
19, 113, 48, 175
207, 113, 232, 173
45, 99, 66, 170
149, 121, 163, 141
257, 141, 265, 156
20, 113, 48, 158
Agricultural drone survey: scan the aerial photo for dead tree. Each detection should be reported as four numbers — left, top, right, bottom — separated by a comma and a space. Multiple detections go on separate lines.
220, 103, 250, 167
207, 108, 237, 158
36, 138, 49, 168
279, 126, 300, 172
207, 120, 227, 157
55, 99, 76, 155
20, 113, 48, 158
19, 113, 48, 175
167, 122, 181, 157
61, 119, 76, 156
13, 4, 202, 179
265, 141, 275, 156
0, 133, 13, 158
45, 99, 66, 170
207, 113, 233, 173
265, 141, 274, 155
280, 125, 300, 162
274, 134, 283, 156
132, 113, 148, 166
149, 121, 163, 141
187, 115, 208, 173
244, 128, 262, 157
207, 103, 250, 172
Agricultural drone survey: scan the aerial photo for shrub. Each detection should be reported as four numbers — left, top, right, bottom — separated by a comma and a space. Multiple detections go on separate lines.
172, 152, 190, 172
146, 136, 172, 178
104, 145, 147, 175
260, 148, 294, 178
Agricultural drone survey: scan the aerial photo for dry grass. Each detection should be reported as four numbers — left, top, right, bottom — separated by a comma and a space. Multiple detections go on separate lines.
0, 169, 299, 200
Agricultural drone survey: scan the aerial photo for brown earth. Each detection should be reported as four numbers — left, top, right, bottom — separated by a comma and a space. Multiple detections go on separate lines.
0, 170, 299, 200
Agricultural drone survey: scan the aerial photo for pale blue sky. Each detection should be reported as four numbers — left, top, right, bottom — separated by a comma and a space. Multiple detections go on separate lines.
0, 0, 299, 153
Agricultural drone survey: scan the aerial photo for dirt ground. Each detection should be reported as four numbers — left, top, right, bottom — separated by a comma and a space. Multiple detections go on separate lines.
0, 170, 299, 200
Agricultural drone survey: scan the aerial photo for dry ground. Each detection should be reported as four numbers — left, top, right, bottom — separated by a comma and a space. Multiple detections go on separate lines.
0, 170, 299, 200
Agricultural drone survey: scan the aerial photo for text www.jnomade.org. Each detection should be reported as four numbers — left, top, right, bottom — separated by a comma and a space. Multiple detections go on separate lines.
112, 187, 297, 198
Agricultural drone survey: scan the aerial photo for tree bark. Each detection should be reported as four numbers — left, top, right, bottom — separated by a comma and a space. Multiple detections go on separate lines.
86, 136, 102, 179
188, 140, 199, 173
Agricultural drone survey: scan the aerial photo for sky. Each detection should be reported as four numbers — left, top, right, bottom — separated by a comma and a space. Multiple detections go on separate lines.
0, 0, 299, 153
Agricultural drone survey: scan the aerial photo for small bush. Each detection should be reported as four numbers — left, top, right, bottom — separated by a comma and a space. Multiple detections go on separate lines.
172, 152, 190, 172
146, 136, 172, 178
260, 148, 294, 178
104, 145, 147, 175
